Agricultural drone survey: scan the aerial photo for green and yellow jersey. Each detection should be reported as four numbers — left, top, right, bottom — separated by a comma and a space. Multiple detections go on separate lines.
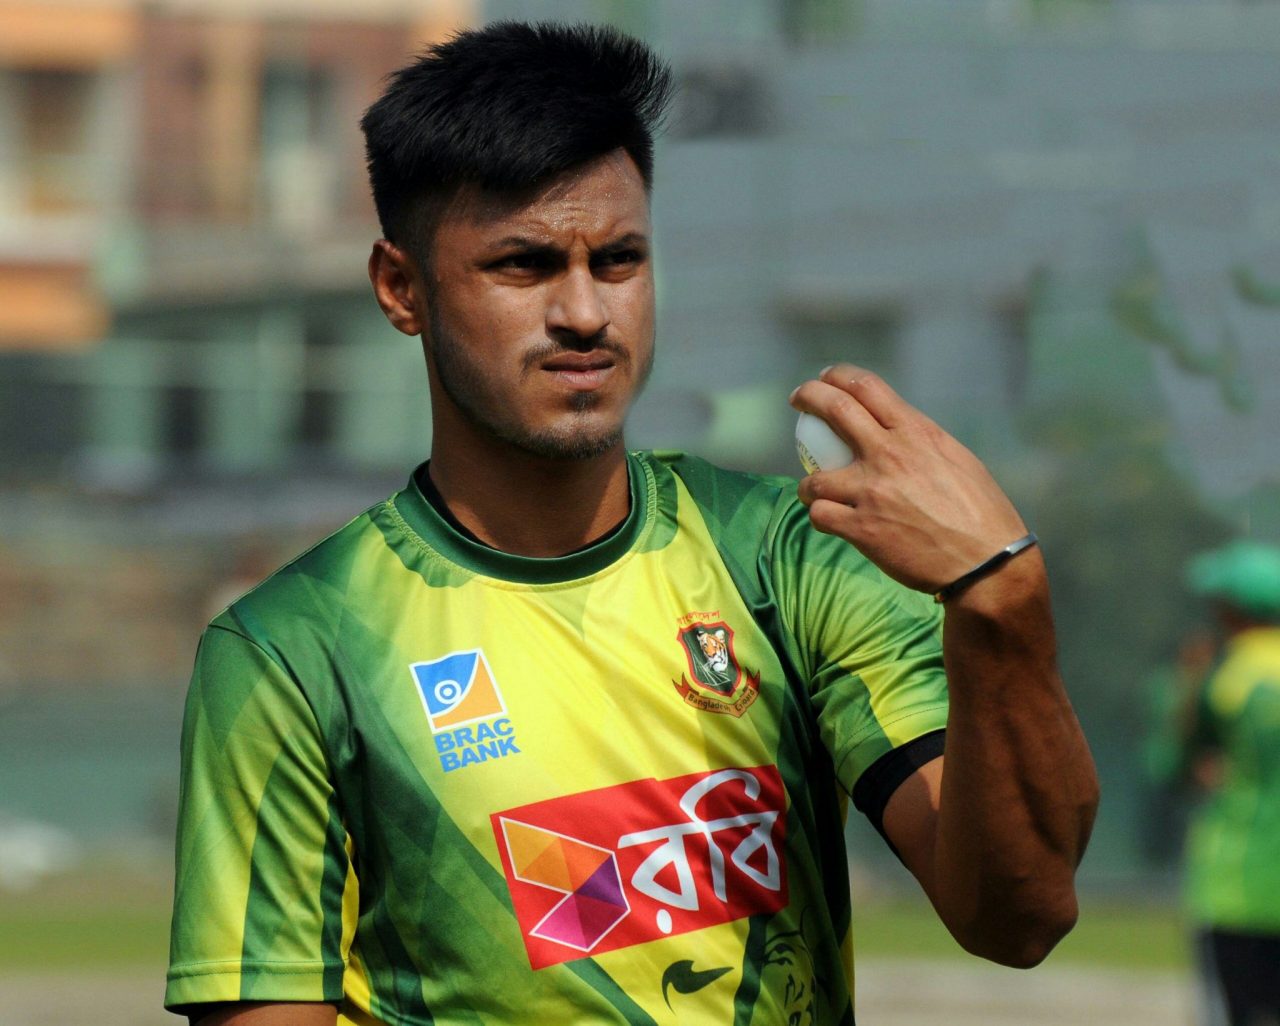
166, 450, 949, 1025
1186, 626, 1280, 933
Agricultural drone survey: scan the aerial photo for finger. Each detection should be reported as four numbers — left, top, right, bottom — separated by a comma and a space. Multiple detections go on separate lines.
806, 497, 861, 540
796, 464, 860, 507
789, 378, 881, 455
819, 364, 910, 430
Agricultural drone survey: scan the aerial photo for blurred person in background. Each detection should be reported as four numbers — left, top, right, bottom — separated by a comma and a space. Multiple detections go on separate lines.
1151, 541, 1280, 1026
164, 21, 1097, 1026
1139, 629, 1218, 864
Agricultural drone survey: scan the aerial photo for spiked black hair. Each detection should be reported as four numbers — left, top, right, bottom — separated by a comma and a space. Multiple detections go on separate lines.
361, 21, 674, 254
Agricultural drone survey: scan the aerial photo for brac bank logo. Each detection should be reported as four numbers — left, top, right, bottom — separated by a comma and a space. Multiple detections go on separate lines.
410, 649, 521, 773
492, 765, 787, 969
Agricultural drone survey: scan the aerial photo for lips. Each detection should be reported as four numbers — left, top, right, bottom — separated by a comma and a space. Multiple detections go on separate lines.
541, 352, 615, 373
541, 351, 617, 390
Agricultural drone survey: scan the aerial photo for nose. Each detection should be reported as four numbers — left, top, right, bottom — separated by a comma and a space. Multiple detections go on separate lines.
546, 266, 610, 343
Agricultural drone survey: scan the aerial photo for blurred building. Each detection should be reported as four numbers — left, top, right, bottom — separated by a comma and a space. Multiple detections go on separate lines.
0, 0, 473, 484
2, 0, 1278, 516
0, 2, 130, 351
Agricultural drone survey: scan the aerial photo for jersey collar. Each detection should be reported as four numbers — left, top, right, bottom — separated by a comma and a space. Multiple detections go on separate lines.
391, 451, 652, 584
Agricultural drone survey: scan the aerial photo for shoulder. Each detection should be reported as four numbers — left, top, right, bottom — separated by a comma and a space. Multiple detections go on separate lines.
639, 449, 805, 546
640, 449, 885, 572
636, 450, 897, 618
644, 448, 797, 498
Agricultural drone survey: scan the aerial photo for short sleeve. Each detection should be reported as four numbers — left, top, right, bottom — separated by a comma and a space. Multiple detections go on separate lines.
166, 624, 354, 1013
769, 499, 950, 796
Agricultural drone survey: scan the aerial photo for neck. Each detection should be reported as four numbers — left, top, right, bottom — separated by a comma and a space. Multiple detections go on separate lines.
427, 439, 631, 558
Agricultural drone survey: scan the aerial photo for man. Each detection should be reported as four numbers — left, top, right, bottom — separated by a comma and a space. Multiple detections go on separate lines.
1158, 542, 1280, 1026
165, 22, 1098, 1026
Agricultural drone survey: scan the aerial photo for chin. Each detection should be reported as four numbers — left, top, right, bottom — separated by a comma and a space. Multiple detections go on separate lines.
519, 429, 622, 461
512, 413, 625, 461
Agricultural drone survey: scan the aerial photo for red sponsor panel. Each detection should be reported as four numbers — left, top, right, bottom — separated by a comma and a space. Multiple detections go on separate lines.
492, 765, 787, 969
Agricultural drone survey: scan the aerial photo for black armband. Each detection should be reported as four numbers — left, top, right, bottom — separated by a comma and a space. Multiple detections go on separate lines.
852, 729, 946, 852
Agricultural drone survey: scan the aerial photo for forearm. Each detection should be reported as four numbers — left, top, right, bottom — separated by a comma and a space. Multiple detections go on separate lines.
788, 364, 1099, 962
931, 550, 1098, 966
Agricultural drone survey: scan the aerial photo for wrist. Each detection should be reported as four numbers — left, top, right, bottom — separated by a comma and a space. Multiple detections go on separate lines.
934, 533, 1038, 604
941, 547, 1061, 688
942, 543, 1051, 623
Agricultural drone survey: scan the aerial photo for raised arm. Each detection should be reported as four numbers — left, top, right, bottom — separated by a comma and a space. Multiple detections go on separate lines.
790, 364, 1099, 968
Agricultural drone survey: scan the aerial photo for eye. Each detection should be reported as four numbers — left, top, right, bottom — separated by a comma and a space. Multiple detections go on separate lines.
493, 252, 549, 271
593, 248, 646, 272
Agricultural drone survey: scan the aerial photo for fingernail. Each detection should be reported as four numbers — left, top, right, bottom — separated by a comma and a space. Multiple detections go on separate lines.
819, 365, 833, 377
788, 385, 800, 402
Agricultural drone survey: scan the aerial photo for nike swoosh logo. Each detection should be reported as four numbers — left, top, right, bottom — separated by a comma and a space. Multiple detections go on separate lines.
661, 959, 733, 1008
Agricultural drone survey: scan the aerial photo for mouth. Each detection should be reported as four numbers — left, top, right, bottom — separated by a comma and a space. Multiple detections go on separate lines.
540, 351, 617, 390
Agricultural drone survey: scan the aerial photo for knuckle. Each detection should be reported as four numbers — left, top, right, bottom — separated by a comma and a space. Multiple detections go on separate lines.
828, 394, 858, 421
852, 370, 884, 392
917, 418, 943, 442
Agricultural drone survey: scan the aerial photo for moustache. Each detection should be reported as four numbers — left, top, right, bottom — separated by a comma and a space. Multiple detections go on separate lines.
521, 336, 630, 373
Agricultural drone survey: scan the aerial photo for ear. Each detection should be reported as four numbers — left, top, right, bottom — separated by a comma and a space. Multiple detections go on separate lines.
368, 239, 426, 336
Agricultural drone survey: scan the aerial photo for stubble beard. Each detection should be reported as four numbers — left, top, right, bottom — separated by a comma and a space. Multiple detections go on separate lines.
429, 308, 654, 461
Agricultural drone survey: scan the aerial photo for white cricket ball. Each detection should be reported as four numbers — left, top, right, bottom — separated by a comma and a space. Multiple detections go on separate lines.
795, 412, 854, 475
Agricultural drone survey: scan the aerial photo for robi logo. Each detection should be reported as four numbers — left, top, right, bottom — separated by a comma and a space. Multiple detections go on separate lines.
492, 765, 787, 969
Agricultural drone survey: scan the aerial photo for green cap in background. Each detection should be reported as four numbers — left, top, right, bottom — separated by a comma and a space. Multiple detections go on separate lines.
1187, 540, 1280, 620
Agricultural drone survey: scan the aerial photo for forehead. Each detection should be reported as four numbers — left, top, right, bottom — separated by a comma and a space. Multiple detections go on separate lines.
441, 150, 650, 242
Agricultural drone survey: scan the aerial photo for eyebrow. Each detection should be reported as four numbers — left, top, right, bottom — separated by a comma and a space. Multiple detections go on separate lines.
594, 232, 650, 253
488, 231, 650, 253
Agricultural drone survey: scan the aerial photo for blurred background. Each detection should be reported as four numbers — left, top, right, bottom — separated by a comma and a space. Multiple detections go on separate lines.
3, 0, 1278, 1021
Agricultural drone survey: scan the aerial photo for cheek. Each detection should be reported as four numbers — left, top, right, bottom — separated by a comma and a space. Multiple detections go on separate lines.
613, 280, 656, 333
437, 289, 535, 349
483, 290, 551, 339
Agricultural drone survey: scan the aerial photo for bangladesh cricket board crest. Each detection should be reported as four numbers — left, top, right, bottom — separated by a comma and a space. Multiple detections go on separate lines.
673, 613, 760, 717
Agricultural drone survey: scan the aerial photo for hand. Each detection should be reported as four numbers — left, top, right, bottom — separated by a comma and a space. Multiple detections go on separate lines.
789, 364, 1030, 594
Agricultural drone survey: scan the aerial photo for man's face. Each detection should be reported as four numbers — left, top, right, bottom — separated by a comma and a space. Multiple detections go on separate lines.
421, 150, 655, 461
